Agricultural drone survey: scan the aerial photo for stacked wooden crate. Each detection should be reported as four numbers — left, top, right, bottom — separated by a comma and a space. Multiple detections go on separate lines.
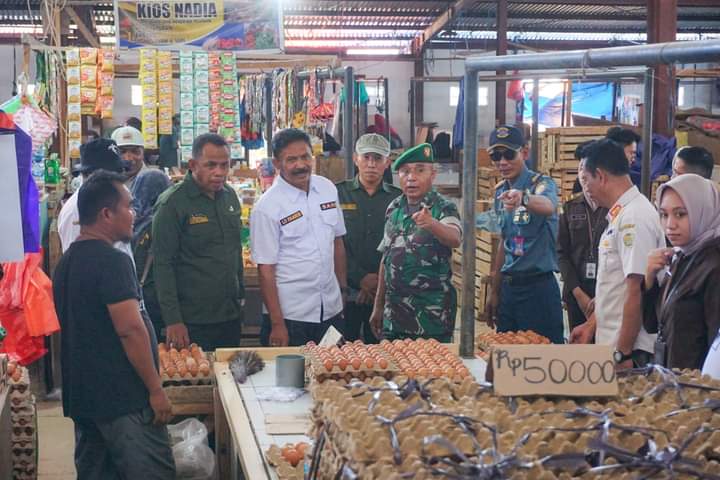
543, 126, 608, 201
477, 166, 502, 211
451, 229, 501, 321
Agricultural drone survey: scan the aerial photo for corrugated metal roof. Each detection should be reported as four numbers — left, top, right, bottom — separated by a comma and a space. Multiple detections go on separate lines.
0, 1, 718, 49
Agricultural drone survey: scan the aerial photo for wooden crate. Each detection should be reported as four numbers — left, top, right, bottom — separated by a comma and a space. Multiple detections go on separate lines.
165, 384, 214, 416
541, 126, 608, 172
452, 229, 500, 321
477, 166, 502, 203
551, 168, 579, 203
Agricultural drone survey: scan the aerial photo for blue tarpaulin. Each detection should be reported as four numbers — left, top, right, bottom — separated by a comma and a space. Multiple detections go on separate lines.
523, 82, 614, 127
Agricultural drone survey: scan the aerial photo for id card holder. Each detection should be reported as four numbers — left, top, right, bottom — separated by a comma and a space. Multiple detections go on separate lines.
585, 262, 597, 280
654, 339, 667, 367
512, 236, 525, 257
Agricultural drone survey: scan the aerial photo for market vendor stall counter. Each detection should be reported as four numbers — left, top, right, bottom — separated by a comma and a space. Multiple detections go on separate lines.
212, 345, 487, 480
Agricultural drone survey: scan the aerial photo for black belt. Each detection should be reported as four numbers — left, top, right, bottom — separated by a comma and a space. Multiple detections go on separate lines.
502, 271, 554, 287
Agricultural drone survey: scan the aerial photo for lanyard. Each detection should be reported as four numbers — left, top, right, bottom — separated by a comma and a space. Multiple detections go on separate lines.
583, 202, 604, 262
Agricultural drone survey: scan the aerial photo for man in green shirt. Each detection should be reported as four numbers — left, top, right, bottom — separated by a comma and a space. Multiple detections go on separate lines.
370, 144, 462, 342
336, 134, 401, 343
152, 134, 244, 351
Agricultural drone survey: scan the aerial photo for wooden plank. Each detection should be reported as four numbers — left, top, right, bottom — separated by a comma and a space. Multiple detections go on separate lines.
214, 362, 270, 480
214, 386, 233, 480
545, 126, 608, 135
265, 423, 309, 435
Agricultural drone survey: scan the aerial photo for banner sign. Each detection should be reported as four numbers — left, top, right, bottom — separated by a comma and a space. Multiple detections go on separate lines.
115, 0, 282, 51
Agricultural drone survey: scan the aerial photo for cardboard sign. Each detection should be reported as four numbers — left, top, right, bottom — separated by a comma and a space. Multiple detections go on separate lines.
492, 345, 618, 397
319, 326, 343, 347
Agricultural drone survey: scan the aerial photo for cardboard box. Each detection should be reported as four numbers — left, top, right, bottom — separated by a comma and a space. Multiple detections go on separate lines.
677, 127, 720, 165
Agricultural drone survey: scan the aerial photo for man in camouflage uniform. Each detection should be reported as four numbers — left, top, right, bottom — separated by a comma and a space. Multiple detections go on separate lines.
370, 144, 462, 342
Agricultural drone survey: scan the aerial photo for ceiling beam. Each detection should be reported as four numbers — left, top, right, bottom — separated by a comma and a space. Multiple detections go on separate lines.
65, 6, 99, 48
412, 0, 472, 56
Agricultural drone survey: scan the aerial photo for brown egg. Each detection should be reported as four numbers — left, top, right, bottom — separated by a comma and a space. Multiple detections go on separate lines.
285, 448, 302, 467
432, 367, 443, 378
189, 363, 199, 377
378, 358, 389, 369
338, 359, 349, 371
199, 364, 210, 376
166, 366, 177, 377
351, 358, 361, 370
177, 365, 188, 376
296, 442, 309, 457
323, 359, 333, 372
364, 358, 374, 369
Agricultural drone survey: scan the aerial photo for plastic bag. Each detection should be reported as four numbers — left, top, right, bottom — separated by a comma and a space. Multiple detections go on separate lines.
255, 387, 306, 402
167, 418, 215, 480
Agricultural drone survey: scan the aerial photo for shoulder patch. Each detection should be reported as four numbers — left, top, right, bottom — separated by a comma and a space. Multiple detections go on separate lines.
280, 210, 303, 226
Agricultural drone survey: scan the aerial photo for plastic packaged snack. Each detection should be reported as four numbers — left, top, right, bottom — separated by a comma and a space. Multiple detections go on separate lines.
79, 48, 97, 65
66, 67, 80, 85
80, 65, 97, 88
66, 48, 80, 66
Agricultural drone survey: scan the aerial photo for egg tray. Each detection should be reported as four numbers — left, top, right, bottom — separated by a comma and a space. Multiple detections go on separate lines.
476, 329, 552, 354
264, 445, 306, 480
159, 347, 214, 386
376, 338, 472, 383
303, 342, 400, 384
304, 366, 720, 479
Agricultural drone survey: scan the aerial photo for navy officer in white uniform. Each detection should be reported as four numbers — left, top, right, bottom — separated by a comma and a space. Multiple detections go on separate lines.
250, 128, 348, 346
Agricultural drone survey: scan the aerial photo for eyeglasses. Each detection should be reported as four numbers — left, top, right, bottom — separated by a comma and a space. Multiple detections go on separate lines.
490, 149, 517, 162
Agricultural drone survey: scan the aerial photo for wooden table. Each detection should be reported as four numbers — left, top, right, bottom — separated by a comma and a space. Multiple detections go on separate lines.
213, 346, 487, 480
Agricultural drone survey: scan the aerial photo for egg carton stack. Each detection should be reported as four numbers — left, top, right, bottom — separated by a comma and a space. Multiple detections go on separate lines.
8, 362, 37, 480
475, 329, 551, 360
306, 367, 720, 479
303, 341, 398, 384
158, 343, 212, 385
376, 338, 470, 382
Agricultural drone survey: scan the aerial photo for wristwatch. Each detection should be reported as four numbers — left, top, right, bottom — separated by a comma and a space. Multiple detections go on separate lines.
521, 190, 530, 207
613, 349, 633, 364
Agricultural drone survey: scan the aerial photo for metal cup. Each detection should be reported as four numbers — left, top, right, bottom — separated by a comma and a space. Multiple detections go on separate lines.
275, 354, 305, 388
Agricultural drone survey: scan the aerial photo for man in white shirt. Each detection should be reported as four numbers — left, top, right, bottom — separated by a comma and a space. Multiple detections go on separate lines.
58, 138, 128, 253
112, 126, 147, 190
250, 129, 348, 347
571, 138, 663, 369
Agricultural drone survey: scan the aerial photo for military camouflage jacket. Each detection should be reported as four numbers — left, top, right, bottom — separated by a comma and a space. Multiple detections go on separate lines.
377, 189, 461, 338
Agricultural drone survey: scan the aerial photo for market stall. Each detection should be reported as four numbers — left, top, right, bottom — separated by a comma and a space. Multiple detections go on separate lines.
213, 342, 487, 479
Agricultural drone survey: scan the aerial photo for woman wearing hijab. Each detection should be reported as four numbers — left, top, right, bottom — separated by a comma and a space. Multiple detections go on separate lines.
131, 169, 172, 341
643, 173, 720, 370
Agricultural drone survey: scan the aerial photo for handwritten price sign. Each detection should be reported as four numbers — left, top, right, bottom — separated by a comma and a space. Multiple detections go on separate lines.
492, 345, 618, 397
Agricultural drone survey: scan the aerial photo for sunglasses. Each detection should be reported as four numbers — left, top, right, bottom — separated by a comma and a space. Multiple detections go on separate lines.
490, 149, 518, 162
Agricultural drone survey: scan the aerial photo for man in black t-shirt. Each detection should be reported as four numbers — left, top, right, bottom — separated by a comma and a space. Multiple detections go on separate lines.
52, 170, 175, 479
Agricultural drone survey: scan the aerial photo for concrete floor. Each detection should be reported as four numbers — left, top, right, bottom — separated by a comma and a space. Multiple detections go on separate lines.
37, 401, 75, 480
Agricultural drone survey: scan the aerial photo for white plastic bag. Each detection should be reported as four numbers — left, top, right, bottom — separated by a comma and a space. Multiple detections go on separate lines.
167, 418, 215, 480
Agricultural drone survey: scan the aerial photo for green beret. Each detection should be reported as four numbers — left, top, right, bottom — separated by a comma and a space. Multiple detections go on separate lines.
392, 143, 435, 172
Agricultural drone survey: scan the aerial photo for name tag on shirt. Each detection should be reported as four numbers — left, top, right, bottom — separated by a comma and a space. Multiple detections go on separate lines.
340, 203, 357, 211
189, 214, 209, 225
280, 210, 303, 226
320, 201, 337, 211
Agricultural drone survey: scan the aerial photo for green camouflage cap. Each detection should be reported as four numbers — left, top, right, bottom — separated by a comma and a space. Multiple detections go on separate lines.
392, 143, 435, 172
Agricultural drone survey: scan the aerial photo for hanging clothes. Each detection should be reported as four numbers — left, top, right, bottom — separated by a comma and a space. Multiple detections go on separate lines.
239, 74, 265, 150
340, 80, 369, 106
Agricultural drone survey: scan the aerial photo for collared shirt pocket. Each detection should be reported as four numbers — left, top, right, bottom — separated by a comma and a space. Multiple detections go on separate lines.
185, 213, 221, 248
280, 211, 308, 240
